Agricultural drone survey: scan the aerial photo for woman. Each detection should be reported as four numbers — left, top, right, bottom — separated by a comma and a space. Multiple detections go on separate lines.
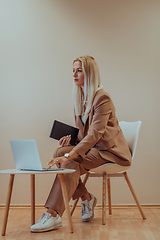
30, 55, 132, 233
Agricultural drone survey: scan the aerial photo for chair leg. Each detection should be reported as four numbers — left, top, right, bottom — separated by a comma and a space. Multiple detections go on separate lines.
123, 172, 146, 219
107, 177, 112, 215
70, 172, 90, 216
102, 173, 106, 225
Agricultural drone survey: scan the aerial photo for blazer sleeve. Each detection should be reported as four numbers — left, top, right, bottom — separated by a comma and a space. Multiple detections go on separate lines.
72, 93, 113, 158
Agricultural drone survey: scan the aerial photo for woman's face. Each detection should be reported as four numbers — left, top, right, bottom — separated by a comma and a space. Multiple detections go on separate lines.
73, 61, 84, 87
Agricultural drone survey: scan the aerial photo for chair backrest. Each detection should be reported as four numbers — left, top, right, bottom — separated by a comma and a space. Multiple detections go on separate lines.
119, 121, 142, 160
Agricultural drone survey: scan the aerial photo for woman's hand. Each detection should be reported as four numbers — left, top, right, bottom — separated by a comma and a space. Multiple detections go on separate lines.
47, 156, 69, 169
47, 150, 78, 169
59, 135, 71, 147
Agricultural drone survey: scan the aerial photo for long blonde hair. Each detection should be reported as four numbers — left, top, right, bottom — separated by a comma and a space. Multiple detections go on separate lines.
73, 55, 101, 116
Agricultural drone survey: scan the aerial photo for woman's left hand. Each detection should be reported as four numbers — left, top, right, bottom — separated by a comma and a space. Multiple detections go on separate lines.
47, 156, 69, 169
59, 135, 71, 147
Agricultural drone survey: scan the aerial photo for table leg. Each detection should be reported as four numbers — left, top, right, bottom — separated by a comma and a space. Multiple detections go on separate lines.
1, 174, 15, 236
30, 174, 35, 225
58, 173, 73, 233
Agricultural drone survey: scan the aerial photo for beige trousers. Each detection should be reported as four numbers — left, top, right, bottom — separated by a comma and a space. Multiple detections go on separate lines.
44, 146, 112, 216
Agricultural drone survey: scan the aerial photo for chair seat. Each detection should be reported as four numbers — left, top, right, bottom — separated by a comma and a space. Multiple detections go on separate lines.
90, 163, 130, 175
71, 121, 146, 223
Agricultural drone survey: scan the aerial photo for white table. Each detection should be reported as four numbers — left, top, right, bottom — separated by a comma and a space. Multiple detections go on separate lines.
0, 169, 75, 236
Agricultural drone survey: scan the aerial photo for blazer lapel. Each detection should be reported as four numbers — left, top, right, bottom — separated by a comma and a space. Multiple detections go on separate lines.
83, 112, 90, 136
84, 112, 89, 126
75, 111, 90, 137
75, 115, 83, 131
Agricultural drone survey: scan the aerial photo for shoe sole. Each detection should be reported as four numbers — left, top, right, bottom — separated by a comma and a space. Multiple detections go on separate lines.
82, 197, 97, 222
31, 223, 62, 233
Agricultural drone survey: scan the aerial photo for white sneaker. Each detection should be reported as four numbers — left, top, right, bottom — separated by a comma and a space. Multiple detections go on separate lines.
81, 193, 97, 222
30, 212, 62, 233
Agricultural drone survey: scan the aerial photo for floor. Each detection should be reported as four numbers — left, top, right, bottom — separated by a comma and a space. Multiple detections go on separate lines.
0, 207, 160, 240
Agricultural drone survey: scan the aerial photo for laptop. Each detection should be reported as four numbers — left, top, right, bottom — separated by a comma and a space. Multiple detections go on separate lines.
50, 120, 79, 145
10, 140, 64, 171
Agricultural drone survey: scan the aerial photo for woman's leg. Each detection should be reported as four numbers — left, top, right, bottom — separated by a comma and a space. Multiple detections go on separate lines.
45, 146, 110, 216
45, 146, 88, 216
30, 147, 113, 232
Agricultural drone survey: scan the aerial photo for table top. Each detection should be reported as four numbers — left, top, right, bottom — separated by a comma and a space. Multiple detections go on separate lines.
0, 168, 75, 174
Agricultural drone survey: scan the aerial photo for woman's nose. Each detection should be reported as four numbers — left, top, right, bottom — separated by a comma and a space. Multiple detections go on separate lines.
73, 70, 77, 77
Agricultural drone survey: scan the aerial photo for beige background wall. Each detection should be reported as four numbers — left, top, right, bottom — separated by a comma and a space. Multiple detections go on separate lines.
0, 0, 160, 206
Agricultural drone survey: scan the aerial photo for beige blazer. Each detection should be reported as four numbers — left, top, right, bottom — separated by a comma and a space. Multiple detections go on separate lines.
72, 89, 132, 166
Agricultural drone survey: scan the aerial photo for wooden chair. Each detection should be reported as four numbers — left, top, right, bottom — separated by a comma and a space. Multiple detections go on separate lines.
71, 121, 146, 224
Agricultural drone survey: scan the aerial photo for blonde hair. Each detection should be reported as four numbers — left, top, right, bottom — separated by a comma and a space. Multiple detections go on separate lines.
73, 55, 101, 116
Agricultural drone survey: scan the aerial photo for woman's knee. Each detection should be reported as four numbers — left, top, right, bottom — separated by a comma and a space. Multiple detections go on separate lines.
53, 147, 65, 158
53, 146, 74, 158
61, 159, 79, 170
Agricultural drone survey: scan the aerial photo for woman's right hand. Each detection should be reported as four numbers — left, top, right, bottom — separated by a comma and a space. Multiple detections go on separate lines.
59, 135, 71, 147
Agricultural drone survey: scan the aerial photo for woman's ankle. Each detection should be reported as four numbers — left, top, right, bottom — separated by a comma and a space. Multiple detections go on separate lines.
47, 208, 57, 217
81, 192, 91, 202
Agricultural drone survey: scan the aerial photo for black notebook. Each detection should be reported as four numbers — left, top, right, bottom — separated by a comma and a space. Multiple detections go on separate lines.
50, 120, 79, 145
